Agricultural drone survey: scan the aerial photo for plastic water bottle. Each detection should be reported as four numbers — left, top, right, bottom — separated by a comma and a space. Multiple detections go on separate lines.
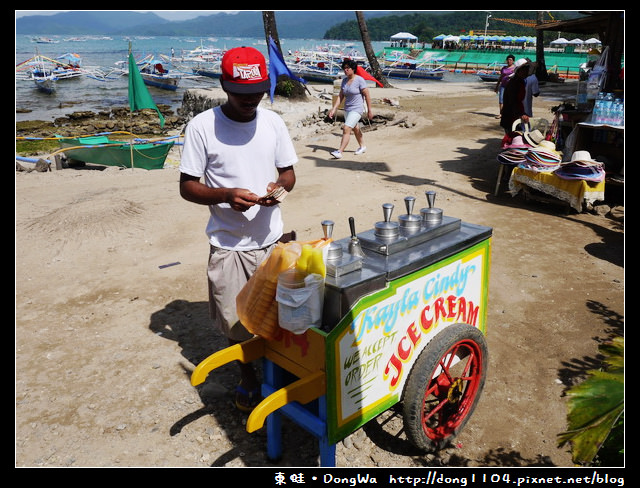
613, 99, 623, 126
592, 99, 602, 124
593, 92, 604, 124
603, 93, 614, 125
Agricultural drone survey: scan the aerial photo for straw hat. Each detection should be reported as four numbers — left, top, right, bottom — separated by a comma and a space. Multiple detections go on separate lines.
523, 129, 545, 146
569, 150, 598, 164
537, 140, 562, 156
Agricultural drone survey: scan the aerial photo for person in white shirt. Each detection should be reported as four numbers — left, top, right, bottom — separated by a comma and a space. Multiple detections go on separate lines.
179, 46, 298, 412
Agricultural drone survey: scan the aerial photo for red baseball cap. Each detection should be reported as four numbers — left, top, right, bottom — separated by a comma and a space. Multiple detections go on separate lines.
220, 46, 270, 94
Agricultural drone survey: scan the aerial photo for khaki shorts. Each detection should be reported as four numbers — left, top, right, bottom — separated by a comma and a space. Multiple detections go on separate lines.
207, 244, 275, 342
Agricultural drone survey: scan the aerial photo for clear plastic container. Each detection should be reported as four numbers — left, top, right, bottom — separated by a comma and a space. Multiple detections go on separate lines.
276, 269, 325, 334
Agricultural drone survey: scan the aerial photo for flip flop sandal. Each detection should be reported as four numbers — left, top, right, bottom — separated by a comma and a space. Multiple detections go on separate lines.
235, 384, 261, 413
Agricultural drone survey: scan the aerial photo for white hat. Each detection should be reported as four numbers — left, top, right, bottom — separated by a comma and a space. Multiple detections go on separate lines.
514, 58, 529, 72
523, 129, 545, 146
570, 150, 598, 163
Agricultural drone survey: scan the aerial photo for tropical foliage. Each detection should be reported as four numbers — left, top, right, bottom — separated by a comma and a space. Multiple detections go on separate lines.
557, 337, 624, 466
324, 11, 587, 43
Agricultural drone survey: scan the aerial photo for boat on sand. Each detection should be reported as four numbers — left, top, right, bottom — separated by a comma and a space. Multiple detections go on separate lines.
56, 134, 175, 170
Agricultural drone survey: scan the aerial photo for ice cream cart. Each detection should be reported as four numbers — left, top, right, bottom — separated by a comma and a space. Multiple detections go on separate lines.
190, 192, 492, 466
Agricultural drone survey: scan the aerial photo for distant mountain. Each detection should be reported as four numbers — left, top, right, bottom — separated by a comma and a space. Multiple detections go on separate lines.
16, 11, 169, 35
15, 10, 393, 38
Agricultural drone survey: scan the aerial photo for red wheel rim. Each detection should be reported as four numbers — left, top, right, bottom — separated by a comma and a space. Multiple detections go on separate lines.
420, 338, 484, 440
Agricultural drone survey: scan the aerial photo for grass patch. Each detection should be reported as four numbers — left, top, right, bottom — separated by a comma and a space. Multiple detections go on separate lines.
16, 139, 59, 156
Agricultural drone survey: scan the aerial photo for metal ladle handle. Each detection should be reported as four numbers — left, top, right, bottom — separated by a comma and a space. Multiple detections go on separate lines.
382, 203, 394, 222
405, 196, 416, 215
321, 220, 334, 240
426, 191, 436, 208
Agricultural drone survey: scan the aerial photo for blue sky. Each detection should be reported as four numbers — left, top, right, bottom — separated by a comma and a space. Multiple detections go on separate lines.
15, 11, 238, 21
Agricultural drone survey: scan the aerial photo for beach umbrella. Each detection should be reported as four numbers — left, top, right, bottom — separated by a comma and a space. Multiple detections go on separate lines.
515, 36, 528, 43
502, 36, 515, 43
550, 37, 569, 45
433, 34, 446, 40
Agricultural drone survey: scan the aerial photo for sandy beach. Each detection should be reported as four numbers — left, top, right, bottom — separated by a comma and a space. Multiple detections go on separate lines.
15, 79, 624, 468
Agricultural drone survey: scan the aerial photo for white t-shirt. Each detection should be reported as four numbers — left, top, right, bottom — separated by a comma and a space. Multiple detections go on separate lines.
180, 106, 298, 250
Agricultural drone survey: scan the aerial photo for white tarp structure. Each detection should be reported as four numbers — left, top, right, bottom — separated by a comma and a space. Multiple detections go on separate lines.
390, 32, 418, 41
389, 32, 418, 48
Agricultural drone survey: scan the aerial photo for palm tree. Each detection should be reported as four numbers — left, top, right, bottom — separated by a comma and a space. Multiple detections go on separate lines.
355, 11, 391, 88
535, 11, 549, 82
262, 11, 307, 98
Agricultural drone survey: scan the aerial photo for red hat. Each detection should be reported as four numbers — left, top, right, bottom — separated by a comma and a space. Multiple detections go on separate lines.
221, 46, 270, 94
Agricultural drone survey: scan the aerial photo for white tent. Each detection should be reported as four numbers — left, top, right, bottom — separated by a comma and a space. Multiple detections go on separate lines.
389, 32, 418, 48
568, 38, 584, 44
550, 37, 569, 45
390, 32, 418, 41
443, 35, 461, 43
585, 37, 602, 45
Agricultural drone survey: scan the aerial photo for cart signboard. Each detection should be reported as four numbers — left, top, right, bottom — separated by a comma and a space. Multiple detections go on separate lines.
325, 239, 491, 443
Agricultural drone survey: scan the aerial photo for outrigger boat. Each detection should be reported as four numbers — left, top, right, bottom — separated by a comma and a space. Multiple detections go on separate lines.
55, 134, 175, 170
476, 62, 503, 82
138, 56, 181, 91
30, 67, 58, 94
379, 51, 446, 80
381, 59, 446, 80
16, 52, 85, 93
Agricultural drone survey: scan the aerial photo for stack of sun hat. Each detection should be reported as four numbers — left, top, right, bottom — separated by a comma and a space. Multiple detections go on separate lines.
522, 140, 563, 172
554, 151, 606, 182
497, 135, 531, 165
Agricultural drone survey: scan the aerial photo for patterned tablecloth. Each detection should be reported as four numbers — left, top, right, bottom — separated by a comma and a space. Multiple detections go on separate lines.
509, 167, 605, 212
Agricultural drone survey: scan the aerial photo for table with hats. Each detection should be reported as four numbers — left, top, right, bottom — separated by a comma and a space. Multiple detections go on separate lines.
496, 125, 610, 212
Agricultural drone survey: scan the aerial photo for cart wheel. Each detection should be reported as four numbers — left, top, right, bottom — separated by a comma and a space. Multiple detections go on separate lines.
402, 324, 488, 452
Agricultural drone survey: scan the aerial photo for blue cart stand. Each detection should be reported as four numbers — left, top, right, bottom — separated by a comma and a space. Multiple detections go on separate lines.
261, 358, 335, 466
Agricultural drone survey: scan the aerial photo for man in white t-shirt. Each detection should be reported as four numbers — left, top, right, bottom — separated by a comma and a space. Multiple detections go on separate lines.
179, 46, 298, 412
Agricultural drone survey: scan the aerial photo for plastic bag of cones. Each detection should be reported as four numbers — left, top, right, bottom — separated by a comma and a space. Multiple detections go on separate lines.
236, 238, 331, 340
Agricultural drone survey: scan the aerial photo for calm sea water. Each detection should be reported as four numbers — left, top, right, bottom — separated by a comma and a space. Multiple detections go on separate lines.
15, 34, 472, 123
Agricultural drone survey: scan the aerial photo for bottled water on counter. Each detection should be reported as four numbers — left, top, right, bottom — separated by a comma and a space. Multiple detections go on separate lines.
592, 92, 624, 126
593, 92, 605, 124
612, 99, 624, 126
